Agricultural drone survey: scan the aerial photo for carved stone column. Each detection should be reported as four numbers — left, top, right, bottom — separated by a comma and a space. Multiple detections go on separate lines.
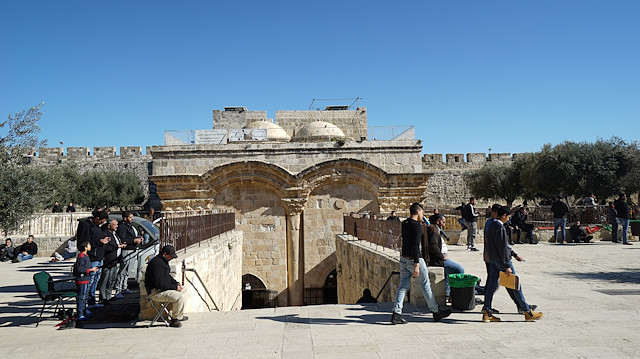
282, 198, 306, 306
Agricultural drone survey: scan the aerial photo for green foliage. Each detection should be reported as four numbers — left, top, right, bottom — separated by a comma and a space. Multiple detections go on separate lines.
466, 138, 640, 204
74, 169, 145, 210
0, 103, 47, 163
0, 165, 50, 235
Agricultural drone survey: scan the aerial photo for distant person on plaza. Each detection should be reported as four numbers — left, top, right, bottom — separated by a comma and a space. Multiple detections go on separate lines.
583, 193, 596, 207
52, 201, 63, 213
52, 237, 77, 261
456, 202, 467, 231
551, 196, 570, 244
66, 202, 76, 212
356, 288, 377, 304
14, 235, 37, 262
390, 203, 451, 324
426, 213, 464, 298
511, 207, 536, 244
145, 245, 187, 328
98, 220, 126, 303
482, 205, 543, 322
462, 197, 480, 251
569, 221, 593, 243
116, 211, 144, 297
0, 238, 16, 262
386, 211, 400, 221
608, 202, 619, 243
614, 193, 632, 245
73, 241, 99, 321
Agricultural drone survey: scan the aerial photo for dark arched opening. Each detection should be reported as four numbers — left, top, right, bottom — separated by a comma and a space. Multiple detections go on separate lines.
322, 269, 338, 304
242, 274, 276, 309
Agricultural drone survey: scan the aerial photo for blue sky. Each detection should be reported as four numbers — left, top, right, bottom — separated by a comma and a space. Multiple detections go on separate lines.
1, 1, 638, 156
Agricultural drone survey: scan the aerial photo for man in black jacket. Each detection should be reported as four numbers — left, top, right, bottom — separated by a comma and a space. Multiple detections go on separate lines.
551, 196, 570, 244
15, 235, 38, 262
614, 193, 632, 245
145, 245, 186, 327
98, 220, 125, 303
390, 203, 451, 324
115, 211, 144, 296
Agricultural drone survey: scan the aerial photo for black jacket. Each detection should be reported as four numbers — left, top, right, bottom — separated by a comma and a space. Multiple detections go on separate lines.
485, 219, 510, 271
144, 255, 178, 294
117, 221, 139, 247
77, 219, 107, 262
426, 224, 444, 267
614, 199, 630, 219
401, 218, 423, 263
19, 241, 38, 255
551, 200, 570, 218
101, 229, 120, 268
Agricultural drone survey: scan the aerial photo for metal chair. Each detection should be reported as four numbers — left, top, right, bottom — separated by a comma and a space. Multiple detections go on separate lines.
147, 296, 170, 327
33, 271, 77, 327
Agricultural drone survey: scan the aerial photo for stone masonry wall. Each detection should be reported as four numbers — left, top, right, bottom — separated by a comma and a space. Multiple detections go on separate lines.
150, 140, 424, 176
336, 234, 400, 304
139, 229, 243, 319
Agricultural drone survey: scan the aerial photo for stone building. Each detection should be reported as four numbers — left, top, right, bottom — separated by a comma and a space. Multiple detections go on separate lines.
31, 106, 522, 308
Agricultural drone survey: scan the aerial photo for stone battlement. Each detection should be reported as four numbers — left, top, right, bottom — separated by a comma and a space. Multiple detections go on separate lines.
33, 146, 152, 161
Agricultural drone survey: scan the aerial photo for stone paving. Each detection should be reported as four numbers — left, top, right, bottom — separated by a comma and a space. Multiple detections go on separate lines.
1, 239, 639, 358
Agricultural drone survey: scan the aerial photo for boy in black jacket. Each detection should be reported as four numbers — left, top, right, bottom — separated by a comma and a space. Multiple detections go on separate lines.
74, 242, 98, 321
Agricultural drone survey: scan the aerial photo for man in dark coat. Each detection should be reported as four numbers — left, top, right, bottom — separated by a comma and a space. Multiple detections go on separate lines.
76, 210, 110, 305
614, 193, 632, 245
144, 245, 187, 327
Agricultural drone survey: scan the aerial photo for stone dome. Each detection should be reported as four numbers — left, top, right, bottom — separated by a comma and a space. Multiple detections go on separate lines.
244, 121, 290, 142
293, 121, 346, 142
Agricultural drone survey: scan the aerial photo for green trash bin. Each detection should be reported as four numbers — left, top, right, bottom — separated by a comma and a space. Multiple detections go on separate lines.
448, 274, 480, 311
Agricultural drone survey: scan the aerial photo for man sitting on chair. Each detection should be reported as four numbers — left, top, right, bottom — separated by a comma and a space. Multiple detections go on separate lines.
144, 245, 187, 327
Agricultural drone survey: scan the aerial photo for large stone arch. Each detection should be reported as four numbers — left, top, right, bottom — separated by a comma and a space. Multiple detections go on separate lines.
297, 158, 390, 197
202, 161, 295, 199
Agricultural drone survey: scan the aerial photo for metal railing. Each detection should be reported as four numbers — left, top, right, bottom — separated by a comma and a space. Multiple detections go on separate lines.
182, 261, 219, 311
344, 216, 403, 250
159, 212, 235, 252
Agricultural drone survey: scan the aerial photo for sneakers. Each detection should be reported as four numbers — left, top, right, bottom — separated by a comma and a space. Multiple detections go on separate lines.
114, 293, 125, 299
524, 310, 544, 321
482, 309, 501, 322
121, 289, 133, 295
390, 312, 407, 325
433, 309, 451, 322
77, 315, 89, 321
467, 246, 479, 252
169, 319, 182, 328
518, 305, 537, 314
623, 242, 633, 245
54, 252, 64, 261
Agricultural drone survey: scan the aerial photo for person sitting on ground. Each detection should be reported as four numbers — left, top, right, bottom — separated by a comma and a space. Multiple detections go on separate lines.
1, 238, 16, 262
52, 237, 77, 262
356, 288, 378, 304
73, 241, 99, 321
14, 235, 37, 262
511, 207, 536, 244
569, 221, 593, 243
144, 245, 187, 328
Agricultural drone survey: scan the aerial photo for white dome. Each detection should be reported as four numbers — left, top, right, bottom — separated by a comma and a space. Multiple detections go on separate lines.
293, 121, 346, 142
244, 121, 290, 142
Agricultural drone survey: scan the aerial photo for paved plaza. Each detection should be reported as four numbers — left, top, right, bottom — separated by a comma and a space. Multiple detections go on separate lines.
1, 239, 639, 358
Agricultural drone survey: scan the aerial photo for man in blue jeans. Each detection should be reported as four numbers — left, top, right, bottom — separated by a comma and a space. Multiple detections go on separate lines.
15, 235, 37, 262
482, 206, 543, 322
615, 193, 633, 245
551, 196, 570, 245
390, 203, 451, 324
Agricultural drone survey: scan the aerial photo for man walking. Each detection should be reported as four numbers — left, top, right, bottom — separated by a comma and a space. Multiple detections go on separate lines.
390, 203, 451, 324
463, 197, 480, 251
482, 206, 543, 322
551, 196, 570, 245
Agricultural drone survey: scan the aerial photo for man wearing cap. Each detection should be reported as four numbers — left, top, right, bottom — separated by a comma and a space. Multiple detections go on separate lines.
144, 245, 187, 327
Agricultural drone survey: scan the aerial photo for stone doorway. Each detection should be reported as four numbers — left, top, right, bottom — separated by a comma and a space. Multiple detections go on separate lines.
242, 274, 277, 309
322, 270, 338, 304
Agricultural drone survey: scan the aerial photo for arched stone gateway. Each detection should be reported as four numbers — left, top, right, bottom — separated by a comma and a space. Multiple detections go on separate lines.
152, 158, 430, 306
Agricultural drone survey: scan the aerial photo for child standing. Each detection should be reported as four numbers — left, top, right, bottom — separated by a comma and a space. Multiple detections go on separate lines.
73, 241, 98, 320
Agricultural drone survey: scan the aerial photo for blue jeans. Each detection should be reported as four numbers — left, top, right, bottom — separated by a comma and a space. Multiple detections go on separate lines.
88, 260, 103, 302
76, 282, 89, 316
393, 257, 439, 314
443, 259, 464, 296
618, 218, 630, 244
17, 253, 33, 261
483, 260, 530, 313
554, 218, 567, 243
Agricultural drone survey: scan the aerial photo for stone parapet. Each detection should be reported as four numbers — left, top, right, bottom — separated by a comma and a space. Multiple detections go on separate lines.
139, 229, 243, 320
6, 212, 92, 238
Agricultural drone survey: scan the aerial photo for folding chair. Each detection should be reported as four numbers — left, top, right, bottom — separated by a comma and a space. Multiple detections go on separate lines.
147, 296, 170, 327
33, 271, 77, 327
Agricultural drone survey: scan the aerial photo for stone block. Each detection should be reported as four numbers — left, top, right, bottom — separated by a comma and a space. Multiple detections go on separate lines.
409, 266, 446, 309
